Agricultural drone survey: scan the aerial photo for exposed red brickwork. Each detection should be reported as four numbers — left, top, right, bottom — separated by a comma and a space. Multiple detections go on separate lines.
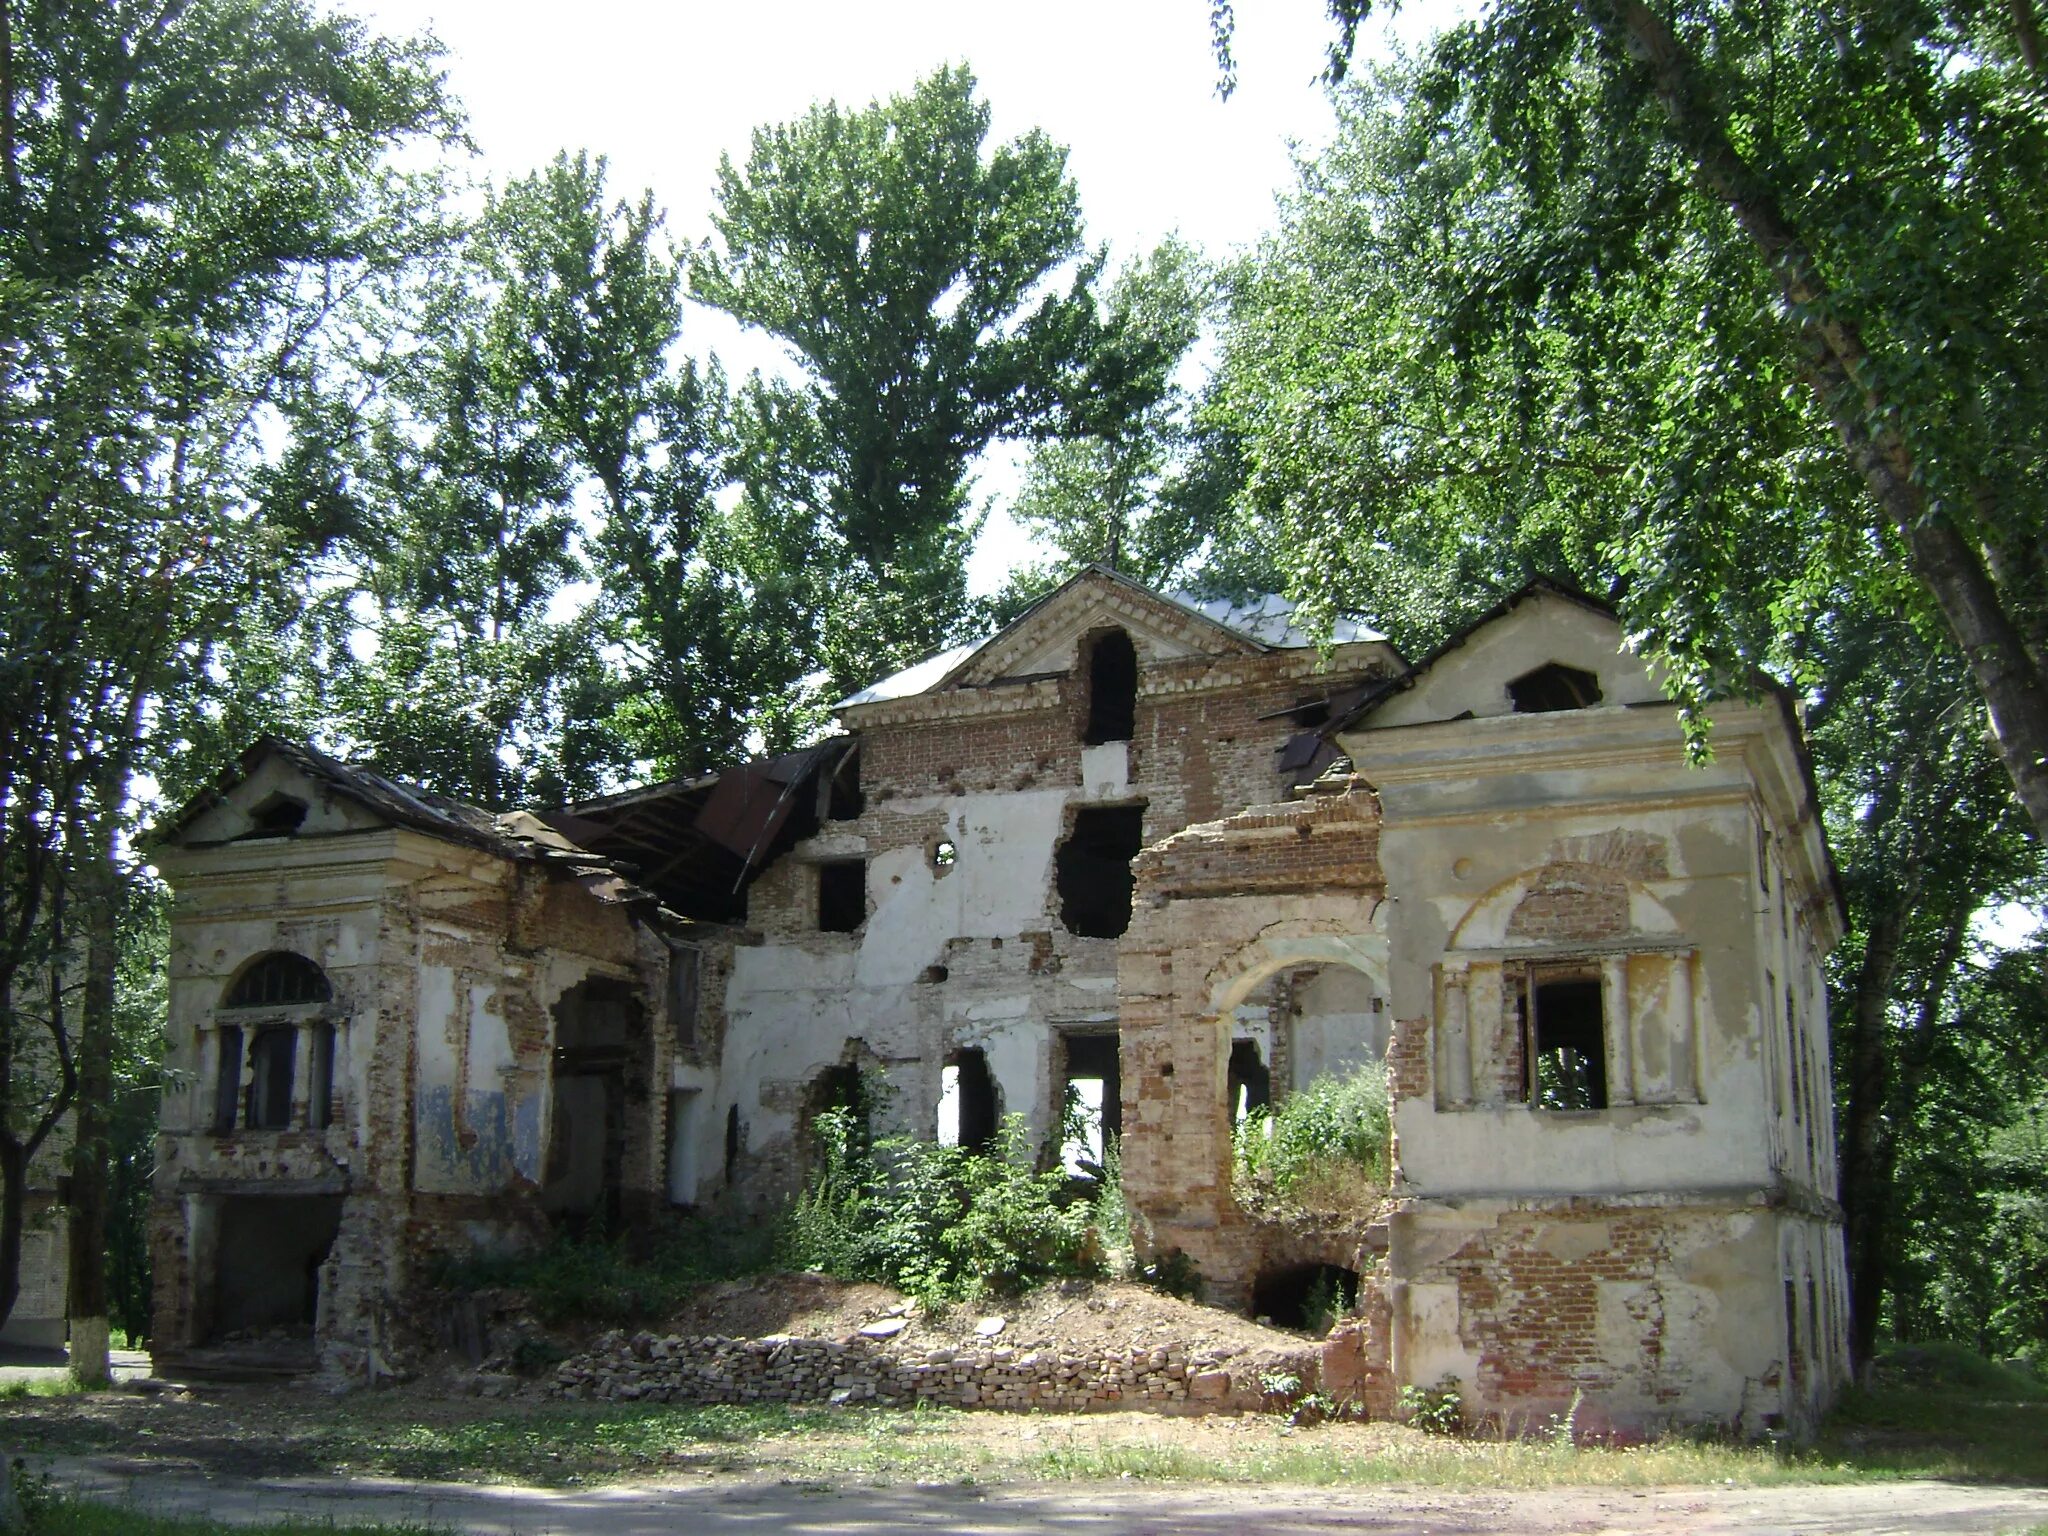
1430, 1209, 1690, 1421
1387, 1015, 1431, 1105
1505, 864, 1629, 943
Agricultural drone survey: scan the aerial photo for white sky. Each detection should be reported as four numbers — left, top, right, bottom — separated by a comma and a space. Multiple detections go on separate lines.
350, 0, 1448, 591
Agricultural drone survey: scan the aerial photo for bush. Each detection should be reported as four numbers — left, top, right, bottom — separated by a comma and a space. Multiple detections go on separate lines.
1233, 1063, 1391, 1213
779, 1108, 1101, 1303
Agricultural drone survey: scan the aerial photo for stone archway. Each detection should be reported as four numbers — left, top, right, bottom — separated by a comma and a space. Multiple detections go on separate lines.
1116, 783, 1387, 1302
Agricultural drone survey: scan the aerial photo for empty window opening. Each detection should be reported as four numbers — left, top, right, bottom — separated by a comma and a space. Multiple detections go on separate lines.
245, 1027, 297, 1130
1056, 805, 1146, 938
668, 942, 702, 1051
1059, 1033, 1121, 1182
939, 1048, 999, 1151
225, 952, 331, 1009
827, 750, 864, 821
805, 1060, 873, 1160
666, 1089, 700, 1207
1229, 1039, 1271, 1124
929, 838, 957, 873
542, 978, 645, 1232
206, 1194, 343, 1344
818, 860, 867, 933
309, 1022, 336, 1130
1508, 662, 1603, 713
724, 1104, 742, 1187
1525, 975, 1608, 1110
1251, 1263, 1360, 1334
1082, 629, 1138, 745
243, 794, 308, 838
213, 1026, 244, 1135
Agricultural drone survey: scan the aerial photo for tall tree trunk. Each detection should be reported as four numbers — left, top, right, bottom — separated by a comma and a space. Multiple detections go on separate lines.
65, 831, 117, 1386
0, 972, 21, 1329
1588, 0, 2048, 842
1839, 906, 1905, 1373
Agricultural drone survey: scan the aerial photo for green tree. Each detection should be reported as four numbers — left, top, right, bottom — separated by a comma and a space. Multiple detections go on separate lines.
1002, 239, 1247, 599
1214, 0, 2048, 837
0, 0, 452, 1371
693, 66, 1166, 691
1215, 54, 2048, 1368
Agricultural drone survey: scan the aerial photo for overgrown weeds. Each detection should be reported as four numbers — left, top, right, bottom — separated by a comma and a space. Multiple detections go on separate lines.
779, 1109, 1100, 1303
1233, 1065, 1391, 1216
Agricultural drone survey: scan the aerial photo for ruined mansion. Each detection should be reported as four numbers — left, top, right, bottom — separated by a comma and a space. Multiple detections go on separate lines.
149, 569, 1851, 1432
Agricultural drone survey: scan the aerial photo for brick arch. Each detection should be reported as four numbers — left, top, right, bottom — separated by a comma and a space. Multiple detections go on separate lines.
1448, 862, 1680, 952
1116, 784, 1387, 1305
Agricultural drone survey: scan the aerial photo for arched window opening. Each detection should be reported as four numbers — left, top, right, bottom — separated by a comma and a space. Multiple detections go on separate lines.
224, 952, 331, 1010
1082, 629, 1137, 745
1508, 662, 1602, 713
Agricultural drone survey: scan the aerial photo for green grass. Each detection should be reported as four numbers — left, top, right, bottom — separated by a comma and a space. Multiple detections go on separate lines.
0, 1377, 89, 1400
3, 1342, 2043, 1494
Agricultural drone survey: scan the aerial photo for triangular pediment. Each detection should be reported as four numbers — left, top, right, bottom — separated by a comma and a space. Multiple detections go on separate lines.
945, 569, 1266, 689
163, 741, 397, 847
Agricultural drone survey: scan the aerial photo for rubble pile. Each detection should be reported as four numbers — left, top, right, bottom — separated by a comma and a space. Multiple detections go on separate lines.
548, 1327, 1313, 1415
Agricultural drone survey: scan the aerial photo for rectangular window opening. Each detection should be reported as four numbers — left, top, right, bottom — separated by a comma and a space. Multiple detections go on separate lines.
1525, 971, 1607, 1111
1056, 805, 1146, 938
245, 1026, 297, 1130
1059, 1033, 1121, 1181
818, 860, 867, 933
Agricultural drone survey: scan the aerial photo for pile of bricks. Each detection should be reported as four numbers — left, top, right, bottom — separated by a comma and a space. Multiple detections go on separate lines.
547, 1329, 1312, 1415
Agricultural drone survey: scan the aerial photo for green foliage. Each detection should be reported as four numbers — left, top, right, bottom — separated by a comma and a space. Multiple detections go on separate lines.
779, 1109, 1100, 1303
1137, 1247, 1201, 1300
1232, 1065, 1391, 1211
693, 66, 1169, 689
1398, 1375, 1465, 1436
0, 0, 452, 1339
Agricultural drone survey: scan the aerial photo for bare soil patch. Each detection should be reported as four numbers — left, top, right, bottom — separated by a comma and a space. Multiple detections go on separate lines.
663, 1272, 1310, 1361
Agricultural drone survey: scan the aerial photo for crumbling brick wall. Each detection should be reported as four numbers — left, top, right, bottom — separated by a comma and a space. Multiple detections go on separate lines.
1118, 783, 1388, 1303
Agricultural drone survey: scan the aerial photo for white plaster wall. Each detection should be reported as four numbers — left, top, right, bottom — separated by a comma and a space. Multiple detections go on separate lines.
1289, 966, 1388, 1087
1369, 594, 1667, 728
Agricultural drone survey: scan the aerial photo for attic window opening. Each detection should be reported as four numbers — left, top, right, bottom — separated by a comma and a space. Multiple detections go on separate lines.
244, 794, 308, 838
827, 751, 864, 821
1082, 628, 1137, 745
1056, 805, 1146, 938
1508, 662, 1603, 714
818, 860, 867, 933
1521, 971, 1608, 1111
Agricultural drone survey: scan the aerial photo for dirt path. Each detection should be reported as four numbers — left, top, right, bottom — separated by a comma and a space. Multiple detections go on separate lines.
47, 1457, 2048, 1535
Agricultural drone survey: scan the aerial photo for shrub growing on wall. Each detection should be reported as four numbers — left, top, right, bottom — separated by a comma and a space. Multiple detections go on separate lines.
1233, 1064, 1391, 1216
